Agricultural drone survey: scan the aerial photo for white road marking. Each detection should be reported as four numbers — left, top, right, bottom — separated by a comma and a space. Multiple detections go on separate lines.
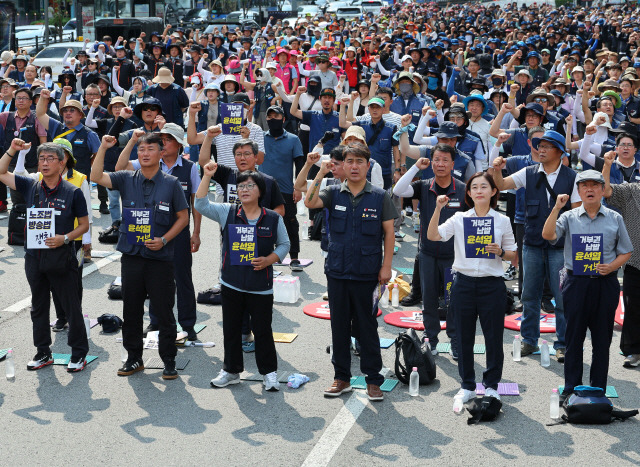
2, 252, 121, 313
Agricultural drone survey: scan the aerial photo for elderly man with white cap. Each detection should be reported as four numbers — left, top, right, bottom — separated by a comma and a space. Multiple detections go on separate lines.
115, 123, 202, 341
145, 67, 189, 127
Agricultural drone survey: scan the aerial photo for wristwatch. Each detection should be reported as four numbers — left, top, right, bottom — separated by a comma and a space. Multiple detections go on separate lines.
499, 248, 505, 258
161, 236, 167, 246
63, 234, 69, 245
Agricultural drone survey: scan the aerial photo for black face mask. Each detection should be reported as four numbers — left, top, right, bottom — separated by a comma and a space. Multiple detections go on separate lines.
267, 118, 284, 136
492, 78, 503, 87
308, 83, 321, 97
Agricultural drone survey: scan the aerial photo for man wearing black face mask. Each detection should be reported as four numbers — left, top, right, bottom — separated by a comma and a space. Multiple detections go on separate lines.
259, 105, 305, 271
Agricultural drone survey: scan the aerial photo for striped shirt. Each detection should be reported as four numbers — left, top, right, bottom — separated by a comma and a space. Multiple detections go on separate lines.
211, 121, 265, 168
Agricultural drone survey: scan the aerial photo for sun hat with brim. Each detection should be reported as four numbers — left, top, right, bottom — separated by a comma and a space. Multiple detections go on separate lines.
592, 111, 613, 129
600, 90, 622, 109
463, 92, 488, 116
160, 123, 187, 147
517, 102, 547, 125
60, 99, 83, 113
393, 71, 420, 94
13, 55, 28, 64
95, 74, 110, 86
209, 59, 223, 70
134, 97, 165, 119
526, 88, 554, 106
265, 62, 277, 70
152, 67, 175, 85
433, 121, 462, 139
367, 97, 385, 107
0, 78, 18, 88
514, 69, 533, 83
549, 89, 565, 103
107, 96, 128, 115
531, 130, 568, 157
204, 82, 221, 95
575, 169, 604, 184
221, 74, 240, 93
446, 102, 471, 120
570, 66, 585, 75
0, 51, 13, 63
343, 126, 366, 144
490, 69, 506, 77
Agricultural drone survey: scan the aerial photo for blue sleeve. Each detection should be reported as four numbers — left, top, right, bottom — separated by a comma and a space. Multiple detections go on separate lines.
273, 215, 291, 261
589, 39, 599, 52
108, 170, 128, 192
14, 174, 36, 201
87, 129, 101, 153
292, 136, 304, 159
446, 69, 458, 97
72, 187, 88, 218
194, 197, 231, 227
301, 111, 312, 126
48, 118, 61, 139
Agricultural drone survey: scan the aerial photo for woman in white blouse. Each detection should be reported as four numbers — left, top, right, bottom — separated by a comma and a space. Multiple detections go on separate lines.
427, 172, 517, 413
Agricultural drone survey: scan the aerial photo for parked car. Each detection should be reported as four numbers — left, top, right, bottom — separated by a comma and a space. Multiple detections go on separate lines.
325, 1, 352, 13
296, 5, 321, 17
16, 25, 75, 50
180, 8, 210, 29
31, 42, 85, 76
335, 6, 364, 19
225, 10, 260, 23
204, 19, 260, 34
354, 0, 384, 14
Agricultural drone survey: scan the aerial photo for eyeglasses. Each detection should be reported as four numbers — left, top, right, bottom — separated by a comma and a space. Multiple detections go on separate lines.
533, 97, 547, 104
85, 93, 100, 97
537, 143, 556, 151
234, 151, 255, 158
237, 183, 257, 191
15, 96, 31, 101
39, 155, 59, 163
1, 85, 10, 89
618, 143, 636, 148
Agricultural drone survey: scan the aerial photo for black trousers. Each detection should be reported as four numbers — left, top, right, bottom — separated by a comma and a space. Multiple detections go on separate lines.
327, 276, 383, 386
121, 254, 177, 361
622, 265, 640, 355
97, 184, 108, 204
53, 240, 83, 323
562, 272, 619, 393
409, 253, 422, 297
0, 179, 6, 203
25, 251, 88, 359
149, 228, 197, 328
282, 192, 300, 257
419, 253, 455, 347
221, 285, 277, 375
451, 273, 506, 391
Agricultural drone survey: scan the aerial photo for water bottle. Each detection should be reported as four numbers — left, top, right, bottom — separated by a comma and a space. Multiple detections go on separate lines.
5, 349, 15, 380
302, 220, 309, 240
512, 335, 521, 362
424, 337, 431, 352
409, 366, 419, 396
391, 284, 399, 307
120, 342, 128, 363
379, 287, 389, 308
550, 389, 560, 419
540, 340, 550, 367
453, 396, 464, 413
84, 314, 91, 339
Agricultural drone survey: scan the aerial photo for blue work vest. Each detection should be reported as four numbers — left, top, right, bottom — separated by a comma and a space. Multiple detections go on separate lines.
169, 158, 194, 215
457, 128, 484, 161
505, 155, 537, 224
420, 147, 474, 182
524, 164, 576, 249
354, 120, 396, 176
53, 125, 94, 179
390, 94, 425, 141
609, 159, 640, 185
320, 178, 341, 252
418, 177, 466, 258
116, 170, 182, 261
504, 127, 531, 157
220, 206, 280, 292
4, 111, 39, 168
325, 185, 385, 281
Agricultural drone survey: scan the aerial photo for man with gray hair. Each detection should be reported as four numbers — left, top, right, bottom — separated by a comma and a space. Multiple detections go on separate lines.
0, 139, 90, 373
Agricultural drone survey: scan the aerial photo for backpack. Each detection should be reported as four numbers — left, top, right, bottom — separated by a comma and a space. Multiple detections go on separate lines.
107, 277, 122, 300
97, 313, 123, 333
98, 220, 120, 244
7, 204, 26, 245
197, 288, 222, 305
553, 386, 638, 425
309, 210, 324, 241
394, 328, 436, 385
467, 396, 502, 424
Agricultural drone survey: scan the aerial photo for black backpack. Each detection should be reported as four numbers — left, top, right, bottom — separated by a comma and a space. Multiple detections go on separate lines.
98, 220, 120, 244
551, 386, 638, 425
7, 204, 26, 245
394, 328, 436, 385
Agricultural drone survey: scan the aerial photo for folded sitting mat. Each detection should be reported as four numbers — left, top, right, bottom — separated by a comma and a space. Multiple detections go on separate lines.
52, 354, 98, 365
349, 376, 399, 392
240, 370, 292, 383
273, 332, 298, 343
475, 383, 519, 396
559, 385, 618, 398
144, 356, 190, 370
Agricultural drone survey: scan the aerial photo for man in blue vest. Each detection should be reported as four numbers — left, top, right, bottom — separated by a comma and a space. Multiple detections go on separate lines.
35, 89, 101, 184
291, 86, 342, 155
91, 132, 189, 380
492, 130, 581, 363
115, 124, 202, 341
305, 143, 398, 402
145, 67, 189, 128
489, 102, 546, 157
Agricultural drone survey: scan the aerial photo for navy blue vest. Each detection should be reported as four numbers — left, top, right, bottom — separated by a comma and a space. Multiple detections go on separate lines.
524, 164, 576, 248
457, 128, 483, 161
420, 148, 474, 182
222, 168, 275, 209
418, 177, 466, 258
220, 206, 280, 292
116, 170, 182, 261
609, 160, 640, 185
53, 125, 94, 178
169, 158, 194, 216
5, 111, 39, 168
320, 178, 341, 252
104, 118, 136, 172
325, 184, 385, 281
357, 120, 396, 176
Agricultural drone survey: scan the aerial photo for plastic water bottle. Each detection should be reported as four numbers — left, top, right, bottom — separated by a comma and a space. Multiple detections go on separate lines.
302, 220, 309, 240
512, 335, 521, 361
5, 349, 15, 380
550, 389, 560, 419
391, 284, 399, 307
84, 314, 91, 339
409, 366, 419, 396
120, 342, 128, 363
287, 373, 310, 389
379, 287, 389, 308
453, 395, 464, 414
540, 340, 550, 367
424, 338, 431, 352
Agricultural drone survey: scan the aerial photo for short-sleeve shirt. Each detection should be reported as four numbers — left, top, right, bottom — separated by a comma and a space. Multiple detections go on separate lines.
318, 180, 398, 222
260, 131, 304, 194
213, 163, 285, 209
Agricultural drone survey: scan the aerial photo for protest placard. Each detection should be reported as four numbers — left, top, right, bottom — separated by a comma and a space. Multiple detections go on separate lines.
26, 208, 55, 249
463, 216, 494, 259
122, 208, 153, 244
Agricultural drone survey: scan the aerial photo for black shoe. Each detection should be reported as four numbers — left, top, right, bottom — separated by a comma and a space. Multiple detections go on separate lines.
541, 298, 555, 312
144, 324, 159, 336
118, 358, 145, 376
99, 203, 110, 214
52, 319, 68, 332
162, 359, 178, 380
27, 352, 53, 371
400, 293, 422, 307
184, 326, 198, 341
290, 259, 303, 272
308, 225, 315, 240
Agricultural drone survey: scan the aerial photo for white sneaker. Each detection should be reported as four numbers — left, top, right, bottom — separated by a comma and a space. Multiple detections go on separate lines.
210, 369, 240, 388
67, 356, 86, 373
452, 388, 475, 413
623, 354, 640, 368
485, 387, 501, 401
263, 371, 280, 391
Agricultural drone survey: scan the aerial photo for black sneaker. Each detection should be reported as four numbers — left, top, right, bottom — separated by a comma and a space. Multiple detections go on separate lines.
183, 326, 198, 341
144, 324, 159, 336
52, 319, 68, 332
290, 259, 303, 272
162, 359, 178, 380
541, 298, 555, 313
117, 358, 145, 376
99, 202, 110, 214
400, 293, 422, 307
27, 352, 53, 371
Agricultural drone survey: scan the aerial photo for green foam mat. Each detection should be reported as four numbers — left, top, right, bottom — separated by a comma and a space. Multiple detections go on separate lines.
240, 370, 292, 383
176, 324, 206, 333
0, 348, 8, 361
52, 354, 98, 365
352, 337, 395, 349
91, 204, 100, 210
558, 386, 618, 398
435, 343, 485, 354
395, 267, 414, 276
349, 376, 398, 392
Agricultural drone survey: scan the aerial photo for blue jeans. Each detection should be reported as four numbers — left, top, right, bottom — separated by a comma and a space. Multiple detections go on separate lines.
107, 188, 121, 224
521, 245, 566, 349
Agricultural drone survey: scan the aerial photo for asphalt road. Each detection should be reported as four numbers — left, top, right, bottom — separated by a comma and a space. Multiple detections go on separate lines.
0, 187, 639, 466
